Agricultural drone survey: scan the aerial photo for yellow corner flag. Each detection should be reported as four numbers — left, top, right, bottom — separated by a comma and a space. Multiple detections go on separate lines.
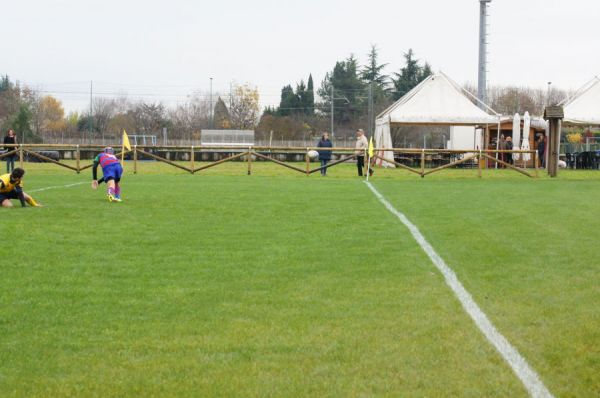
368, 136, 374, 158
122, 130, 131, 151
121, 130, 131, 166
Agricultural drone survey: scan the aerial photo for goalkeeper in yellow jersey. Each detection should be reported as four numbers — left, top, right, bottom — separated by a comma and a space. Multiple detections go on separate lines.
0, 168, 41, 208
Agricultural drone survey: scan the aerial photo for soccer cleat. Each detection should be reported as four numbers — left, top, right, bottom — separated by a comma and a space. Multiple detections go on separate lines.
108, 193, 116, 202
113, 195, 122, 203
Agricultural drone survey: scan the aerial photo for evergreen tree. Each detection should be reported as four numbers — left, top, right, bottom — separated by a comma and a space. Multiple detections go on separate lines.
420, 62, 433, 81
360, 44, 390, 104
11, 104, 34, 142
278, 84, 300, 116
360, 45, 389, 88
262, 106, 277, 116
305, 74, 315, 115
318, 55, 366, 123
391, 49, 432, 100
213, 97, 231, 128
0, 75, 12, 93
296, 80, 307, 114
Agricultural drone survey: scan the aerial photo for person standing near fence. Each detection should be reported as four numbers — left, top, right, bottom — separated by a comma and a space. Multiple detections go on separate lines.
355, 129, 368, 176
537, 134, 546, 168
504, 136, 514, 166
498, 134, 506, 164
317, 132, 332, 176
3, 129, 17, 173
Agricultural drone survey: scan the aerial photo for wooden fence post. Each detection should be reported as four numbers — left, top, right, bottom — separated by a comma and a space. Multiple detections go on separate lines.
478, 150, 482, 178
76, 145, 80, 174
247, 147, 252, 175
133, 145, 138, 174
305, 147, 310, 176
544, 106, 564, 178
190, 146, 195, 174
19, 145, 23, 168
420, 149, 425, 178
533, 150, 538, 178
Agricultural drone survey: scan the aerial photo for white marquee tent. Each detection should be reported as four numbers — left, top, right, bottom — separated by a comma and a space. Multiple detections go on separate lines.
374, 72, 500, 167
562, 77, 600, 126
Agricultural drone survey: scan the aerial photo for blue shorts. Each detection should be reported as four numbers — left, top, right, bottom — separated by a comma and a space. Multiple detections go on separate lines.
103, 163, 123, 182
0, 190, 19, 203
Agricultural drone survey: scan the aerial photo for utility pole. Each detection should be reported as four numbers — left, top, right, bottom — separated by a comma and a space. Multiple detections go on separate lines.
330, 86, 334, 140
478, 0, 492, 108
89, 80, 93, 144
209, 77, 213, 129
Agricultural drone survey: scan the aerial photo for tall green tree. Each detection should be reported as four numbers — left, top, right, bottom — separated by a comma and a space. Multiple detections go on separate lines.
0, 75, 11, 93
318, 55, 366, 123
296, 80, 306, 113
360, 44, 391, 104
304, 74, 315, 115
213, 97, 231, 128
278, 84, 300, 116
273, 74, 315, 116
11, 104, 34, 142
361, 45, 388, 87
391, 49, 432, 100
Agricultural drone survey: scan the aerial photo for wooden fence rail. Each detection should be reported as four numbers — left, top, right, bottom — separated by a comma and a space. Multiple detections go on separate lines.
0, 144, 539, 178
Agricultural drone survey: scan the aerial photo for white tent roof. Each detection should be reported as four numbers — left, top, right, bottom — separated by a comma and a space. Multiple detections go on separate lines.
562, 77, 600, 126
376, 72, 499, 126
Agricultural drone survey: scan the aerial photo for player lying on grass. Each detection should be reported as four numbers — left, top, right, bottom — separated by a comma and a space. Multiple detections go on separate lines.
91, 147, 123, 202
0, 168, 41, 208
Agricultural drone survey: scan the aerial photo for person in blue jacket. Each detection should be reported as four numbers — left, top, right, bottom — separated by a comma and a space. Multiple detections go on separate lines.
317, 132, 333, 176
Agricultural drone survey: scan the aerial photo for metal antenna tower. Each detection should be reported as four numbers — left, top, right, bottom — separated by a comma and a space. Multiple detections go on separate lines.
478, 0, 492, 107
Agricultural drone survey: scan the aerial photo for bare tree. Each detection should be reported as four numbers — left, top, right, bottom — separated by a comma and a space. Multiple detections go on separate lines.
130, 102, 167, 134
93, 98, 117, 137
463, 83, 570, 116
230, 84, 260, 129
168, 92, 212, 141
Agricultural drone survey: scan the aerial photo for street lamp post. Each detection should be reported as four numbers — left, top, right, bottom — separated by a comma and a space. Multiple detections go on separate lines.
210, 77, 213, 129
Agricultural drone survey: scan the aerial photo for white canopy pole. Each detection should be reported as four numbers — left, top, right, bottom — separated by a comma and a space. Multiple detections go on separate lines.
512, 113, 521, 161
495, 119, 501, 169
522, 112, 531, 165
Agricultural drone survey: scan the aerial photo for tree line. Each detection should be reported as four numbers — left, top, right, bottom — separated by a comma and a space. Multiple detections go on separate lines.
1, 43, 575, 145
0, 77, 260, 143
258, 46, 433, 141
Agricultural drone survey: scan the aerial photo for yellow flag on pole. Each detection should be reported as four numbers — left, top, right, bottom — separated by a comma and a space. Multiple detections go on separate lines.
121, 129, 131, 166
122, 130, 131, 151
368, 136, 374, 158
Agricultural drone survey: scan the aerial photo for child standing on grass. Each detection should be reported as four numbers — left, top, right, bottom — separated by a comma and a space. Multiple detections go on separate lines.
0, 168, 41, 208
92, 147, 123, 202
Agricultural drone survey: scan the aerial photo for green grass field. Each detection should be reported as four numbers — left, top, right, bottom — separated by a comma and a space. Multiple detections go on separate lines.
1, 161, 599, 397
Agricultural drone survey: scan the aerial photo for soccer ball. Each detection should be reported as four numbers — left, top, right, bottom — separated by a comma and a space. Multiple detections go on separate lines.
307, 150, 319, 160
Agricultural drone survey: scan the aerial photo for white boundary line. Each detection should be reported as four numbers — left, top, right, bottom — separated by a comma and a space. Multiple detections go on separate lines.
364, 181, 553, 398
29, 181, 87, 193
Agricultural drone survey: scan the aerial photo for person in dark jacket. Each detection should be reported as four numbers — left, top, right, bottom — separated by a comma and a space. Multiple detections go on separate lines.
317, 132, 333, 176
537, 134, 546, 168
3, 129, 17, 173
504, 136, 514, 165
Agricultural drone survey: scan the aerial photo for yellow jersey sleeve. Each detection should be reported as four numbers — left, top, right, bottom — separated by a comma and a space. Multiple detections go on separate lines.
0, 174, 21, 193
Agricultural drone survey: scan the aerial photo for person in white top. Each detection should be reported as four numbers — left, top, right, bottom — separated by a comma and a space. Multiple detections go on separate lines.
355, 129, 369, 176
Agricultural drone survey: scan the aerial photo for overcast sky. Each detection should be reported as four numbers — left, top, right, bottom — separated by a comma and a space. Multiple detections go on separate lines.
2, 0, 599, 112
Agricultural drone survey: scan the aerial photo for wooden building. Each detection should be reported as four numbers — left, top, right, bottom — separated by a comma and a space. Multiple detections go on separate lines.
487, 116, 548, 168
